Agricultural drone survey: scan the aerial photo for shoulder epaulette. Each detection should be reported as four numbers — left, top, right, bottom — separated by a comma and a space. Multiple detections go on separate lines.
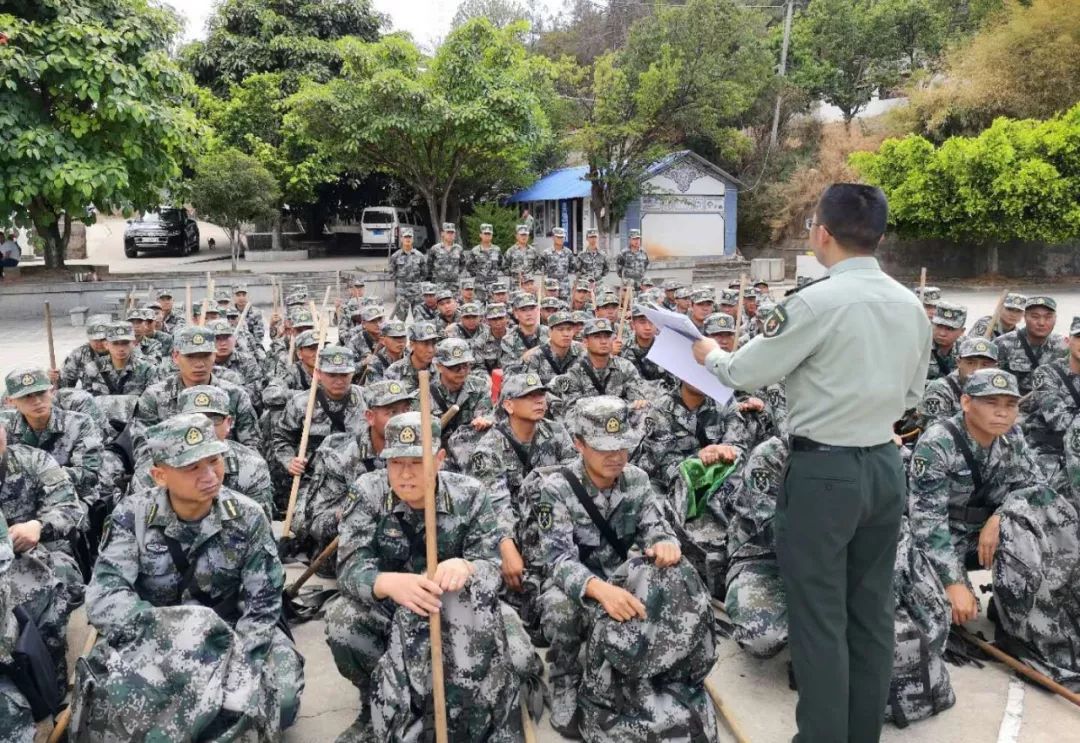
146, 503, 158, 525
222, 498, 239, 519
784, 275, 830, 297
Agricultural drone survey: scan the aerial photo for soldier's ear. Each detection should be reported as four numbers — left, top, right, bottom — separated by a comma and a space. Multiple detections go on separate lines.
149, 465, 169, 488
572, 437, 586, 456
434, 449, 447, 469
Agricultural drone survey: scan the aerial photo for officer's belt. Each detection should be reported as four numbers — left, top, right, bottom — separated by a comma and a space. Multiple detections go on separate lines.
789, 436, 891, 453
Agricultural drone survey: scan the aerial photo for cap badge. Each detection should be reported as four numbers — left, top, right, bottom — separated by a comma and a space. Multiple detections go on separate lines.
605, 417, 621, 434
192, 333, 206, 345
389, 382, 402, 394
185, 427, 205, 445
194, 393, 211, 407
526, 374, 539, 386
332, 353, 345, 366
20, 373, 34, 386
399, 427, 417, 444
992, 374, 1008, 389
452, 346, 464, 358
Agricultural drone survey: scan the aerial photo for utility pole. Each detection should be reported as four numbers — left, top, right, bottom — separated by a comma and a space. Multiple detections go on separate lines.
769, 0, 795, 149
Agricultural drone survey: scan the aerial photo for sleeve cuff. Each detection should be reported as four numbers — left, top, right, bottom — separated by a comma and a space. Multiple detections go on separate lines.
705, 347, 729, 377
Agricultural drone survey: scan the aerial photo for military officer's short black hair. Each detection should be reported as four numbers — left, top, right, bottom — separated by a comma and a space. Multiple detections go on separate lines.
815, 183, 888, 254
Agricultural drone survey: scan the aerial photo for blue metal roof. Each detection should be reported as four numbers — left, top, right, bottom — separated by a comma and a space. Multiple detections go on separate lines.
506, 165, 591, 203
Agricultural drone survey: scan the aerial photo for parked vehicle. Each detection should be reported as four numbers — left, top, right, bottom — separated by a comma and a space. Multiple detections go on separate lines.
358, 207, 428, 251
124, 208, 200, 258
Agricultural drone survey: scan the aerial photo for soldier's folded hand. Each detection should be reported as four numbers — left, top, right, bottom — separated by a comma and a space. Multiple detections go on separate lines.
738, 397, 765, 413
588, 579, 647, 622
500, 540, 525, 592
287, 456, 308, 476
945, 583, 978, 625
631, 399, 649, 410
699, 444, 738, 465
978, 514, 1001, 569
8, 519, 42, 553
471, 416, 493, 431
645, 541, 681, 568
433, 557, 475, 592
375, 572, 444, 617
47, 368, 60, 386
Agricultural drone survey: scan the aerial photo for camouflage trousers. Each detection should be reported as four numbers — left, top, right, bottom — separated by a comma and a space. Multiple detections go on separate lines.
725, 560, 788, 659
392, 286, 421, 322
0, 677, 34, 743
71, 606, 304, 740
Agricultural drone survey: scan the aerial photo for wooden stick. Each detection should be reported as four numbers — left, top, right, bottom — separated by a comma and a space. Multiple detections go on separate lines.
418, 370, 449, 743
321, 285, 332, 314
537, 273, 545, 302
199, 297, 210, 326
127, 284, 137, 311
237, 299, 252, 330
616, 283, 631, 341
281, 302, 329, 539
185, 283, 193, 324
918, 267, 927, 300
48, 628, 99, 743
206, 270, 214, 302
705, 678, 751, 743
733, 274, 747, 348
954, 626, 1080, 708
521, 696, 537, 743
985, 289, 1009, 339
285, 537, 338, 598
439, 404, 461, 429
44, 301, 56, 371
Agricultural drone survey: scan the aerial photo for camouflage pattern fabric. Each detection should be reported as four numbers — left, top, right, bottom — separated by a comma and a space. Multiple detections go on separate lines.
136, 374, 260, 450
59, 343, 108, 389
550, 355, 650, 413
917, 371, 964, 429
499, 325, 550, 370
575, 248, 609, 283
216, 351, 268, 411
0, 507, 35, 742
383, 358, 437, 387
615, 249, 649, 286
270, 384, 366, 482
508, 343, 584, 384
53, 387, 107, 432
79, 355, 157, 397
969, 315, 1012, 339
502, 244, 539, 279
388, 248, 428, 320
136, 334, 165, 365
161, 310, 186, 335
465, 245, 503, 300
7, 408, 104, 507
926, 342, 959, 382
994, 328, 1068, 395
619, 340, 674, 388
1063, 417, 1080, 513
1023, 359, 1080, 474
427, 243, 466, 290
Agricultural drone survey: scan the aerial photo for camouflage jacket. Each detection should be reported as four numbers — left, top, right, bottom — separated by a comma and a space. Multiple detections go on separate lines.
926, 342, 960, 382
575, 249, 608, 282
476, 329, 509, 372
361, 348, 404, 384
727, 436, 788, 575
151, 330, 174, 356
507, 343, 584, 384
136, 374, 260, 450
909, 413, 1042, 588
215, 351, 267, 409
968, 316, 1014, 340
262, 362, 314, 409
81, 356, 157, 397
0, 507, 13, 666
433, 311, 461, 337
465, 245, 503, 283
54, 388, 107, 432
60, 343, 109, 389
344, 326, 379, 360
994, 329, 1069, 395
384, 357, 438, 388
87, 487, 283, 665
7, 409, 104, 506
615, 249, 649, 283
300, 427, 385, 535
538, 247, 574, 280
1064, 418, 1080, 511
0, 444, 85, 545
429, 373, 494, 433
388, 248, 427, 290
502, 245, 539, 278
551, 355, 649, 407
498, 325, 550, 369
427, 243, 466, 286
136, 336, 165, 365
411, 302, 440, 323
636, 390, 749, 490
444, 322, 492, 359
1023, 359, 1080, 456
619, 340, 674, 385
160, 311, 186, 335
536, 457, 676, 603
270, 384, 366, 472
917, 372, 964, 430
336, 469, 502, 606
242, 307, 267, 344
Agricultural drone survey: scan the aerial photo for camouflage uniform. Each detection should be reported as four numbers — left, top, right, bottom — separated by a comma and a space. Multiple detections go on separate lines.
968, 292, 1026, 339
620, 335, 673, 390
135, 333, 165, 366
1023, 335, 1080, 478
538, 245, 574, 296
81, 322, 158, 397
501, 232, 539, 281
615, 244, 649, 288
550, 318, 648, 409
160, 306, 186, 335
325, 412, 523, 740
411, 285, 440, 324
444, 303, 491, 356
388, 244, 427, 321
994, 297, 1069, 395
234, 284, 268, 343
74, 416, 302, 738
465, 240, 503, 302
916, 336, 999, 430
53, 387, 107, 432
908, 371, 1041, 591
575, 247, 609, 284
59, 316, 111, 389
137, 373, 259, 450
925, 302, 966, 382
1064, 418, 1080, 512
498, 323, 550, 369
0, 508, 35, 742
535, 397, 716, 737
426, 239, 466, 291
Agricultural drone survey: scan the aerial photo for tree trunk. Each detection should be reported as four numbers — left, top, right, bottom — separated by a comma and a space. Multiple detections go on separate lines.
230, 227, 239, 272
986, 242, 999, 275
424, 193, 441, 251
271, 210, 282, 251
31, 211, 69, 270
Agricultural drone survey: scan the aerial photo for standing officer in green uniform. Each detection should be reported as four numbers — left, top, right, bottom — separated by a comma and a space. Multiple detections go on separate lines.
693, 184, 931, 743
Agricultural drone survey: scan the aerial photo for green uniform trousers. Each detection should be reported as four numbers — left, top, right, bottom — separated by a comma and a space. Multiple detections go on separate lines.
776, 440, 905, 743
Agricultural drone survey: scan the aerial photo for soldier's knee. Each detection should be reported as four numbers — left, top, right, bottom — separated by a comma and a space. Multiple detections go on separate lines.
325, 597, 391, 685
539, 586, 582, 642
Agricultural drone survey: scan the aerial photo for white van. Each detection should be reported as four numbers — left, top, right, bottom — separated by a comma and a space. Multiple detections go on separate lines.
359, 206, 429, 250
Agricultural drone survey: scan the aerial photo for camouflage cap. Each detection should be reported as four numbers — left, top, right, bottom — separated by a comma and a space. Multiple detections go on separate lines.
640, 276, 655, 286
288, 283, 309, 295
381, 411, 441, 459
728, 280, 742, 290
157, 289, 174, 299
178, 385, 230, 416
174, 326, 216, 355
146, 413, 228, 468
547, 310, 574, 328
86, 315, 111, 340
499, 372, 547, 403
516, 224, 530, 235
214, 290, 231, 303
662, 279, 681, 291
544, 278, 559, 289
717, 289, 739, 307
959, 336, 999, 360
351, 278, 366, 288
917, 286, 941, 305
513, 293, 538, 309
479, 223, 493, 234
491, 280, 509, 293
704, 312, 736, 335
552, 227, 566, 238
361, 305, 385, 323
203, 305, 222, 317
381, 320, 408, 338
572, 396, 640, 452
742, 287, 757, 299
126, 308, 147, 322
207, 319, 234, 337
344, 299, 362, 317
409, 321, 438, 342
1071, 316, 1080, 337
460, 302, 482, 317
486, 303, 508, 320
630, 303, 647, 319
628, 228, 641, 239
362, 296, 383, 307
105, 321, 136, 342
400, 226, 414, 238
675, 287, 693, 300
932, 301, 967, 329
364, 379, 416, 408
435, 289, 454, 302
442, 222, 456, 233
460, 278, 476, 290
757, 299, 777, 318
574, 278, 591, 292
1003, 292, 1027, 311
318, 344, 355, 373
147, 301, 162, 311
225, 307, 240, 318
290, 308, 316, 329
421, 282, 437, 295
586, 228, 599, 238
541, 296, 563, 310
294, 329, 320, 349
232, 284, 248, 294
284, 292, 307, 307
4, 367, 51, 399
1025, 295, 1057, 312
584, 317, 615, 336
691, 289, 715, 305
964, 368, 1019, 398
436, 338, 474, 367
596, 292, 620, 307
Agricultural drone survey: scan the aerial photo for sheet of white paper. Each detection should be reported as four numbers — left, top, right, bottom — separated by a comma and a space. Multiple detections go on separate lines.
646, 324, 734, 405
642, 304, 703, 341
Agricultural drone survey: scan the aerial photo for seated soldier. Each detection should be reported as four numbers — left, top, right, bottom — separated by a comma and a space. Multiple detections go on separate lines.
5, 368, 104, 509
0, 424, 86, 692
550, 318, 649, 416
994, 295, 1068, 397
535, 396, 718, 739
428, 338, 493, 437
81, 322, 156, 397
325, 412, 527, 740
1023, 316, 1080, 478
917, 336, 998, 430
54, 315, 111, 389
361, 320, 408, 384
384, 321, 438, 386
0, 507, 36, 741
510, 310, 582, 382
970, 293, 1026, 339
926, 302, 966, 382
298, 380, 416, 565
263, 329, 319, 411
209, 318, 266, 412
619, 304, 673, 390
136, 326, 260, 450
1065, 417, 1080, 512
909, 369, 1041, 626
433, 289, 460, 334
72, 414, 303, 738
411, 283, 439, 322
500, 293, 549, 368
344, 305, 383, 361
129, 386, 274, 520
264, 307, 317, 380
688, 289, 715, 333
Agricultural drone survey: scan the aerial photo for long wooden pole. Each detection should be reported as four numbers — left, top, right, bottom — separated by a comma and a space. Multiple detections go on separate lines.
185, 283, 193, 324
985, 289, 1009, 339
285, 537, 339, 598
44, 302, 56, 371
418, 370, 449, 743
616, 283, 631, 341
918, 267, 927, 300
705, 679, 751, 743
281, 302, 328, 539
954, 627, 1080, 708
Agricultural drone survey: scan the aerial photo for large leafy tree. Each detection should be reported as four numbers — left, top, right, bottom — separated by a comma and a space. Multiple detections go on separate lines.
288, 19, 553, 231
0, 0, 200, 268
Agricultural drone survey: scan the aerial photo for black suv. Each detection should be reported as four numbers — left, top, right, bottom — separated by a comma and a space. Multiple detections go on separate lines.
124, 208, 200, 257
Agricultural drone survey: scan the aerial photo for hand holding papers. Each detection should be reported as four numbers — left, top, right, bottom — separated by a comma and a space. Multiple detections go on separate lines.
642, 304, 733, 405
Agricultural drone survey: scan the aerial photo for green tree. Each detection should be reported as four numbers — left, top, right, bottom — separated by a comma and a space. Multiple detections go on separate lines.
288, 19, 552, 231
460, 202, 521, 251
0, 0, 200, 268
874, 0, 949, 71
190, 148, 281, 271
850, 102, 1080, 272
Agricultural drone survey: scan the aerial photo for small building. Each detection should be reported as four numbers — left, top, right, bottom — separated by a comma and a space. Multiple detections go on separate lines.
505, 149, 742, 259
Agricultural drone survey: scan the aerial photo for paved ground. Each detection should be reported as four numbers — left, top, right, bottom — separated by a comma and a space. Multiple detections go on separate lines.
11, 284, 1080, 742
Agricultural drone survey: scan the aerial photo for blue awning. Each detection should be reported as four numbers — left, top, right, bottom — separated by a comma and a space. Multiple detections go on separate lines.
506, 165, 591, 203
